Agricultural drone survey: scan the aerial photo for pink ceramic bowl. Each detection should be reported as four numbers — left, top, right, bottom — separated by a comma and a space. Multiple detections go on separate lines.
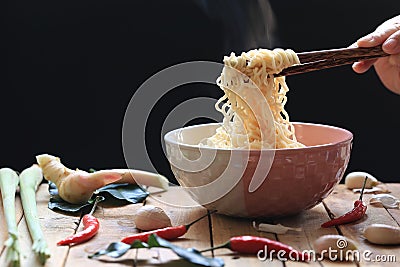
164, 122, 353, 218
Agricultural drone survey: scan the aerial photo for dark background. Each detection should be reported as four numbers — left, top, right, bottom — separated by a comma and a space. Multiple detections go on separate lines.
4, 0, 400, 182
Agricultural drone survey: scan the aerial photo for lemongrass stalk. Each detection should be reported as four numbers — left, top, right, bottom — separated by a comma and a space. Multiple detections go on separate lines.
19, 165, 50, 264
0, 168, 20, 267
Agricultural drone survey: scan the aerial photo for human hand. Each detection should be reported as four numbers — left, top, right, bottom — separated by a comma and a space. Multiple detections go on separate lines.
352, 15, 400, 94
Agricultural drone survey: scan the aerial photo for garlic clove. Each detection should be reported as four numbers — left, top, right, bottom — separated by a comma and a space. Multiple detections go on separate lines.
313, 235, 358, 261
364, 224, 400, 245
134, 205, 172, 231
345, 171, 379, 189
370, 194, 400, 209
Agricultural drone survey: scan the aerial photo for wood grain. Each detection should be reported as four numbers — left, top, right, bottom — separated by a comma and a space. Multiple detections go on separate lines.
65, 200, 143, 267
1, 183, 400, 267
297, 46, 387, 63
0, 194, 24, 265
0, 184, 80, 267
323, 185, 400, 266
277, 46, 388, 77
383, 184, 400, 226
210, 213, 284, 267
278, 203, 356, 267
136, 186, 210, 265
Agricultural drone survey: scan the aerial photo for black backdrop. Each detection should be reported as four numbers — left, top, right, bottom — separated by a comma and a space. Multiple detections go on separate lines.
4, 0, 400, 182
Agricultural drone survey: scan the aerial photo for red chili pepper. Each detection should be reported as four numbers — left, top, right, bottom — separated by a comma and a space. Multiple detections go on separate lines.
321, 176, 368, 228
121, 211, 213, 244
202, 236, 309, 262
57, 196, 103, 246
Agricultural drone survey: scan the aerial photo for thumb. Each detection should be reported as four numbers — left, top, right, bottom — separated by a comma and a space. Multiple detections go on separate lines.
357, 16, 400, 48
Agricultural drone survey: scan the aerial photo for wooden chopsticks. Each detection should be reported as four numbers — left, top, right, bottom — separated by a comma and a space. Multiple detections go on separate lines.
276, 46, 388, 77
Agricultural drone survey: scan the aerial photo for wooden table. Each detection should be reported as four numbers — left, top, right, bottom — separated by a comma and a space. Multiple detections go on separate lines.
1, 183, 400, 267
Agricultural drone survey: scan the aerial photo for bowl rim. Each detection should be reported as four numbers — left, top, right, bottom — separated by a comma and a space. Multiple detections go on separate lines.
164, 122, 353, 152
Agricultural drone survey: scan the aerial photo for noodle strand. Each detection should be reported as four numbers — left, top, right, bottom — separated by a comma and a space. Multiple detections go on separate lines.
206, 48, 304, 149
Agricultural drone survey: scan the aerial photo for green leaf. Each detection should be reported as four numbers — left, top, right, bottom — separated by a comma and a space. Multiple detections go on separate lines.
48, 180, 58, 196
48, 195, 92, 213
148, 235, 224, 267
48, 182, 92, 213
48, 182, 149, 213
88, 240, 148, 259
89, 235, 224, 267
131, 240, 149, 249
88, 242, 132, 259
97, 183, 149, 204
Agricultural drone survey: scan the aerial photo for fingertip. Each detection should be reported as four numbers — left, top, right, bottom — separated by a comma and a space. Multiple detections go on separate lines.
357, 35, 377, 47
352, 62, 364, 73
357, 32, 388, 48
383, 36, 400, 54
352, 61, 373, 73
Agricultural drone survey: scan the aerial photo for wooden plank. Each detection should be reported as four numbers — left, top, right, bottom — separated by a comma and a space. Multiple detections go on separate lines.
364, 183, 400, 266
17, 184, 80, 267
383, 183, 400, 226
145, 187, 210, 249
136, 186, 210, 265
278, 203, 356, 267
4, 183, 399, 267
323, 184, 400, 266
210, 213, 284, 267
65, 199, 144, 267
0, 194, 24, 265
1, 184, 79, 266
66, 186, 206, 267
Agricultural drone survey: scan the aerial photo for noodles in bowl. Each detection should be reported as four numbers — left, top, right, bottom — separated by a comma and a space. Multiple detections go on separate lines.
203, 48, 304, 149
164, 48, 353, 218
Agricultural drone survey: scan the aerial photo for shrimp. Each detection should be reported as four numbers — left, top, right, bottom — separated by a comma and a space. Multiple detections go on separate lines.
36, 154, 169, 204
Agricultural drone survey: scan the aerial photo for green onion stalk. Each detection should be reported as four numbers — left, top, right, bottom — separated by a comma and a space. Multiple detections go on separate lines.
0, 168, 20, 267
19, 165, 51, 264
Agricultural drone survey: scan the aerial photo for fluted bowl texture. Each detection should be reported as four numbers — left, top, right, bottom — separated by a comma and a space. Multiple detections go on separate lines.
164, 122, 353, 218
